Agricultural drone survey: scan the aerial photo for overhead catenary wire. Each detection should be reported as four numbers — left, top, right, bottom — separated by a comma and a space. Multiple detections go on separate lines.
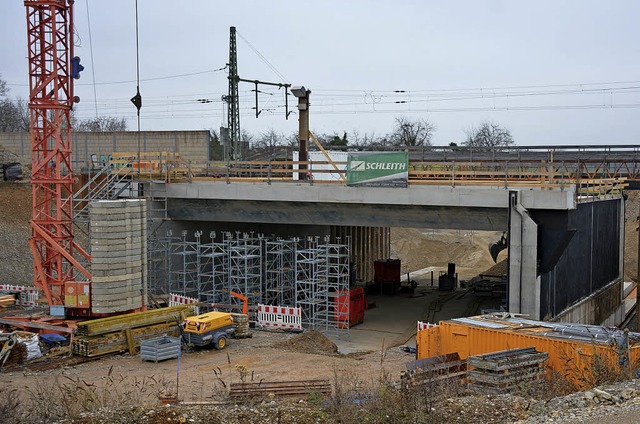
236, 31, 289, 83
69, 102, 640, 122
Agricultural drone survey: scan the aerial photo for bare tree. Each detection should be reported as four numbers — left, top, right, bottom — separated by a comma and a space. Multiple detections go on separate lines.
464, 121, 514, 149
388, 116, 435, 147
350, 129, 380, 148
0, 98, 29, 132
251, 128, 286, 158
0, 75, 29, 132
284, 131, 299, 148
72, 116, 127, 132
0, 74, 7, 97
253, 128, 283, 150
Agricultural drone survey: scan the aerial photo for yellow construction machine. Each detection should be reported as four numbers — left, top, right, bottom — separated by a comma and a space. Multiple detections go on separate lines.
182, 311, 234, 349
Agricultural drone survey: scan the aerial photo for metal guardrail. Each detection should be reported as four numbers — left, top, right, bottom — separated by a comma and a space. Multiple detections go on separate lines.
91, 151, 631, 198
110, 157, 627, 195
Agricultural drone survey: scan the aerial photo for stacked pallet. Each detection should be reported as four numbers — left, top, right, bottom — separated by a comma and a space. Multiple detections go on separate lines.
229, 379, 331, 400
90, 199, 147, 314
72, 306, 193, 357
0, 295, 15, 307
467, 347, 548, 394
403, 352, 467, 387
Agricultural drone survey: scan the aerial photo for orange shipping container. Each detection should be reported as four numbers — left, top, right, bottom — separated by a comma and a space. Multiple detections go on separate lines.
417, 315, 640, 389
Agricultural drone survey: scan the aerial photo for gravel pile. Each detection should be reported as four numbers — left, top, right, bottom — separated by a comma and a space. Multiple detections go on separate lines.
518, 379, 640, 423
278, 330, 338, 355
0, 183, 33, 286
45, 401, 326, 424
0, 143, 20, 165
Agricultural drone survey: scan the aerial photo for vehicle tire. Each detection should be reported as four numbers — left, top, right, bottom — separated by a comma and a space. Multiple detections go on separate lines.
215, 336, 226, 350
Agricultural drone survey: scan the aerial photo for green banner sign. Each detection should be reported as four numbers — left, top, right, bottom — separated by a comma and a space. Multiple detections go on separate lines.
346, 152, 409, 187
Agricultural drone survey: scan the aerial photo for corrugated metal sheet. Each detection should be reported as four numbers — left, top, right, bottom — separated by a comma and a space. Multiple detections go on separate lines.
451, 317, 508, 329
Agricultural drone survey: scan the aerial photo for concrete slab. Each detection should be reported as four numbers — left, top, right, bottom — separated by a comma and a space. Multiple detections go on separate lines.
329, 284, 501, 354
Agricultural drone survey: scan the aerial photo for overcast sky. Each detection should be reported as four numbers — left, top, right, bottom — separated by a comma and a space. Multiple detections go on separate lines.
1, 0, 639, 145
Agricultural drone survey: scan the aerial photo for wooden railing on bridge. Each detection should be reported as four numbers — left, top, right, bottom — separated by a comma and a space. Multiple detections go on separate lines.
107, 153, 628, 196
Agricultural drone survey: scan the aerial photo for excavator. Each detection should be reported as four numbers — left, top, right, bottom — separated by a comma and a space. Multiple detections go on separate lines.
489, 232, 508, 263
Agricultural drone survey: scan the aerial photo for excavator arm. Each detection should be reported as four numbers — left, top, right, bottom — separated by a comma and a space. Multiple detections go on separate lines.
230, 291, 248, 315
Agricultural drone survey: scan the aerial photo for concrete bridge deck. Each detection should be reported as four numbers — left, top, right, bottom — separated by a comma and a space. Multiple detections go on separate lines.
162, 181, 576, 231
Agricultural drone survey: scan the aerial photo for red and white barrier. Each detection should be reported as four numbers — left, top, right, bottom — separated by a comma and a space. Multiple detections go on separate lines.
20, 290, 39, 307
169, 293, 199, 315
0, 284, 40, 306
417, 321, 435, 332
257, 304, 302, 331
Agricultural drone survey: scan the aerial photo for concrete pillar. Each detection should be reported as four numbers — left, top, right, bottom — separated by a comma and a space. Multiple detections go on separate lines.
508, 190, 540, 318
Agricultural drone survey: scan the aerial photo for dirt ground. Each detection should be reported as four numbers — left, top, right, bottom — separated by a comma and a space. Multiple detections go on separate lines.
1, 182, 639, 422
0, 329, 412, 403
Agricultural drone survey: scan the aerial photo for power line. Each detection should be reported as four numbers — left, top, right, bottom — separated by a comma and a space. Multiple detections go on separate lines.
70, 102, 640, 121
6, 67, 228, 87
312, 80, 640, 94
236, 30, 289, 83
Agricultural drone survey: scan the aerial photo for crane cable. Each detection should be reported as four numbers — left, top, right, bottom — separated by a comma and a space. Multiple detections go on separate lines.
131, 0, 142, 176
85, 0, 98, 120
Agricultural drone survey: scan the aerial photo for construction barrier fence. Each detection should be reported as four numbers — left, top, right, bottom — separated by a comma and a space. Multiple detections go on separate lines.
0, 284, 40, 307
257, 304, 302, 331
169, 293, 199, 315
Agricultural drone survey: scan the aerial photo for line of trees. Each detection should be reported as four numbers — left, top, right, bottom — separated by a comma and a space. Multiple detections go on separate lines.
0, 73, 127, 132
244, 116, 514, 157
2, 73, 515, 149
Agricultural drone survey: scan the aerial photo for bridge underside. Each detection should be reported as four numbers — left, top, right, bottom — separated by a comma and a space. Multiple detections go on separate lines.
167, 199, 507, 231
158, 182, 624, 324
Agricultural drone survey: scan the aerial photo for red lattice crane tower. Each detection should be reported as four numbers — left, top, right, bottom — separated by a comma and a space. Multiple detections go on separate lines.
25, 0, 91, 313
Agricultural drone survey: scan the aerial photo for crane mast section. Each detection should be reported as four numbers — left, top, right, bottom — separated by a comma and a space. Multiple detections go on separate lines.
24, 0, 90, 310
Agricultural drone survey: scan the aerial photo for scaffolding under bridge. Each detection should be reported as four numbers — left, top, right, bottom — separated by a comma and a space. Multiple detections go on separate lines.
150, 231, 351, 336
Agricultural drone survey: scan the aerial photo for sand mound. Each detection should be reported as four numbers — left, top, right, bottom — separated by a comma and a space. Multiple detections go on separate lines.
278, 330, 338, 355
390, 227, 502, 279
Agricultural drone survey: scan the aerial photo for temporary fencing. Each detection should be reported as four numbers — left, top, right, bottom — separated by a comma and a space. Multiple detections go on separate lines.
169, 293, 199, 315
257, 304, 302, 331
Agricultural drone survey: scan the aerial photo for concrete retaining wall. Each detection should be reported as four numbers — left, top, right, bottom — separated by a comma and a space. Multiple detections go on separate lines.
539, 198, 624, 322
0, 131, 211, 166
551, 279, 623, 325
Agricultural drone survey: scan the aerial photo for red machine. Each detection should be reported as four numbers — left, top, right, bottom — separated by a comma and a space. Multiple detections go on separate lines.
24, 0, 91, 315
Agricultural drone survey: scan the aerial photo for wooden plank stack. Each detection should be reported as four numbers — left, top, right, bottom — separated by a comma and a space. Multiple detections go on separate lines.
0, 295, 15, 307
403, 352, 467, 387
72, 306, 193, 357
230, 379, 331, 400
467, 347, 548, 394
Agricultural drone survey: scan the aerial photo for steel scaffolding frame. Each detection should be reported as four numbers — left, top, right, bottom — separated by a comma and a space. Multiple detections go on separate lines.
322, 237, 351, 336
147, 230, 176, 295
295, 237, 328, 330
197, 231, 228, 309
265, 239, 296, 306
147, 230, 351, 336
168, 231, 199, 297
228, 233, 263, 309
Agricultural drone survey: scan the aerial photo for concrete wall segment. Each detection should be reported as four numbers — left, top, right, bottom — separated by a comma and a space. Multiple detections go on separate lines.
164, 181, 576, 211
